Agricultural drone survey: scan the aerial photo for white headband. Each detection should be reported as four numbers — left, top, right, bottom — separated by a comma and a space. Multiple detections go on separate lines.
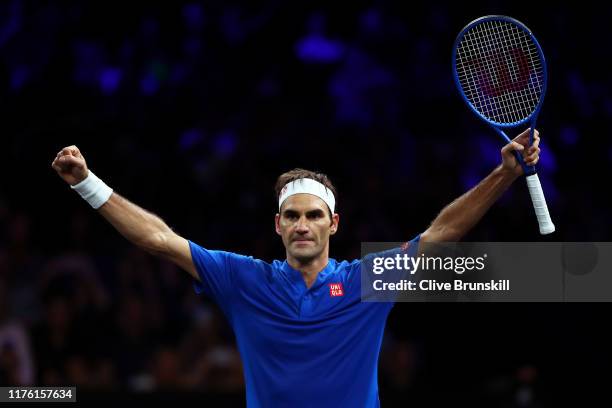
278, 178, 336, 213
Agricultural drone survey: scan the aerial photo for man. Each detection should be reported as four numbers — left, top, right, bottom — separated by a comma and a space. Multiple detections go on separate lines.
51, 128, 540, 406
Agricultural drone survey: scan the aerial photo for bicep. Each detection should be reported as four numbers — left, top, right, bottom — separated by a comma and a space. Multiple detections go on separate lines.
159, 232, 199, 281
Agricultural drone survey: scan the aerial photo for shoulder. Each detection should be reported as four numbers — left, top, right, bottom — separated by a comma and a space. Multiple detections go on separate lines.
327, 258, 362, 286
230, 255, 283, 285
333, 258, 362, 272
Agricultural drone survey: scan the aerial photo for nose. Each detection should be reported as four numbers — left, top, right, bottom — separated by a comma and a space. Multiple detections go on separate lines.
295, 216, 309, 233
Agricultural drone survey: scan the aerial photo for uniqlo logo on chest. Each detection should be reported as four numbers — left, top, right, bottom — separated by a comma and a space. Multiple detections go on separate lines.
329, 283, 344, 297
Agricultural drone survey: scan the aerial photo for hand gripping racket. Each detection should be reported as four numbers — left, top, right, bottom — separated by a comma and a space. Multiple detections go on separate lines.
452, 15, 555, 235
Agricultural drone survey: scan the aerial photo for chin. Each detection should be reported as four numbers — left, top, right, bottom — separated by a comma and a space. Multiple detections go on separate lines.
291, 248, 320, 263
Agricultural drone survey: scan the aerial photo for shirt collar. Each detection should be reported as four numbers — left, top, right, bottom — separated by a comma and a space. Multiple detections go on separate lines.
281, 259, 337, 293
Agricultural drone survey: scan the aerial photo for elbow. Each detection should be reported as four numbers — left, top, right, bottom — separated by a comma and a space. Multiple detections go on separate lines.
421, 225, 463, 243
139, 231, 169, 255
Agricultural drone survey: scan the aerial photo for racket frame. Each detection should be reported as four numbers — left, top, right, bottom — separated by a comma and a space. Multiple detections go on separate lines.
452, 15, 548, 175
452, 15, 555, 234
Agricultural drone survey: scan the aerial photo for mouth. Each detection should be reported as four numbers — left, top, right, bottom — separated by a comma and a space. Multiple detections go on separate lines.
292, 238, 314, 245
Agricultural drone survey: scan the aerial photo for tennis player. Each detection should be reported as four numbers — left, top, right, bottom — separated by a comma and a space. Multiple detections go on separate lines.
51, 129, 540, 407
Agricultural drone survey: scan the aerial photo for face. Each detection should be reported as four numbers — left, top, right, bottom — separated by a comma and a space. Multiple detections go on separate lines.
275, 194, 339, 264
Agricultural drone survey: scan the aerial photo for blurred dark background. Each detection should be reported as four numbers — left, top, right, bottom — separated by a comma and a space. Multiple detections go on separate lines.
1, 0, 611, 406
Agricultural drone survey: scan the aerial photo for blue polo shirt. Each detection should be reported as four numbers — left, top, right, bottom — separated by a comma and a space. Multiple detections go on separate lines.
189, 236, 420, 407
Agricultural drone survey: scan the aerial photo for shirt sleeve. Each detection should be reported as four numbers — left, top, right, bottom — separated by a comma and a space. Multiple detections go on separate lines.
188, 240, 255, 309
359, 233, 422, 303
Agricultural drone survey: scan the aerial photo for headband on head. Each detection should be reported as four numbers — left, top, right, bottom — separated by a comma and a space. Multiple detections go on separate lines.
278, 178, 335, 213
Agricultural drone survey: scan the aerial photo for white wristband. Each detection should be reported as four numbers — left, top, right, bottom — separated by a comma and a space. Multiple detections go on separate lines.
70, 170, 113, 209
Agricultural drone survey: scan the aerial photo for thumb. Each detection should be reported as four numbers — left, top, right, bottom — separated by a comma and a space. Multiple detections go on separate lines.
502, 141, 525, 155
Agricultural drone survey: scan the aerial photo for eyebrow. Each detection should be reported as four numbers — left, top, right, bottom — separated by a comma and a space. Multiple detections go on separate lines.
282, 209, 325, 217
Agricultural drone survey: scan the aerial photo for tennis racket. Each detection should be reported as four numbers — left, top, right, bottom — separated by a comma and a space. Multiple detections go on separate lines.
452, 15, 555, 235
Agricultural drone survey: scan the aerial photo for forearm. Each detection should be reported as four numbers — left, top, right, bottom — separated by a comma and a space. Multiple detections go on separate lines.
423, 165, 518, 242
98, 192, 174, 252
53, 148, 191, 270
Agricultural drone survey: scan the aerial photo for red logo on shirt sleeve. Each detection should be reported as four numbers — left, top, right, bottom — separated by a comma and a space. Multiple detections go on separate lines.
329, 283, 344, 297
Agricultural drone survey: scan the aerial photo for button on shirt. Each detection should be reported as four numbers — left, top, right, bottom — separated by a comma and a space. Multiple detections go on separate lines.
189, 235, 420, 407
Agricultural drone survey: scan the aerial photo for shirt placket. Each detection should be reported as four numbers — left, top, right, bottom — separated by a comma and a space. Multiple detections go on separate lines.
299, 291, 313, 317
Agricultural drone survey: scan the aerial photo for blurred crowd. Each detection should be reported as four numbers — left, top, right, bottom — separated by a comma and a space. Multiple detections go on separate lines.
0, 211, 244, 391
1, 0, 610, 405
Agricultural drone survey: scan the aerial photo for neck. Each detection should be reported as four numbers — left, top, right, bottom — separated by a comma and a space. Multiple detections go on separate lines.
287, 251, 329, 289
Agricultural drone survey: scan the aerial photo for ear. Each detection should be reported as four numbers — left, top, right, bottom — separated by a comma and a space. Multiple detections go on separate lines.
275, 213, 282, 236
329, 213, 340, 235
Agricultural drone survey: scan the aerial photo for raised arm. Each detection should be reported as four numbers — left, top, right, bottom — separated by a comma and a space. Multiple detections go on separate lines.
51, 145, 199, 281
420, 128, 541, 243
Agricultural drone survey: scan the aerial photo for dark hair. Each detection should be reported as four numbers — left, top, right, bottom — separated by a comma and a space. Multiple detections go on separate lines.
275, 168, 337, 215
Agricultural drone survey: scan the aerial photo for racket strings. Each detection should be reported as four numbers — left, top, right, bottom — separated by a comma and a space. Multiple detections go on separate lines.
455, 20, 544, 124
459, 22, 541, 122
462, 22, 540, 122
489, 22, 543, 120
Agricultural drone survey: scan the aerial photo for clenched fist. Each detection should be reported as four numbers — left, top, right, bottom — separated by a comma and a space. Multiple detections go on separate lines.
500, 128, 541, 177
51, 145, 89, 186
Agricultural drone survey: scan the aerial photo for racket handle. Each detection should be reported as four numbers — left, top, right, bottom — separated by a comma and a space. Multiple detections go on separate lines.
525, 174, 555, 235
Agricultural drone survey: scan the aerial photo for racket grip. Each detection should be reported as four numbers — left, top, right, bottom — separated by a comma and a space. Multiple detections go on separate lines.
525, 174, 555, 235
